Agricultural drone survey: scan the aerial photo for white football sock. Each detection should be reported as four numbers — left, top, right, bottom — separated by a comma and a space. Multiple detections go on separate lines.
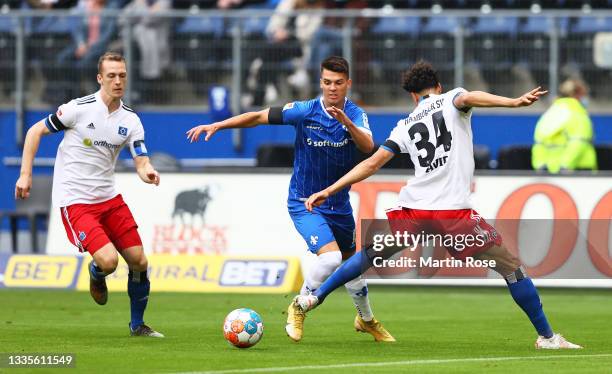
345, 276, 373, 321
300, 251, 342, 295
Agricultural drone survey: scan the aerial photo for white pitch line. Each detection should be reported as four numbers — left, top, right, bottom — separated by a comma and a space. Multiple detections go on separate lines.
174, 353, 612, 374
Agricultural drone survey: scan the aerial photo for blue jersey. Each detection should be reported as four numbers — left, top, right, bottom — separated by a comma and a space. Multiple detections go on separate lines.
280, 97, 372, 214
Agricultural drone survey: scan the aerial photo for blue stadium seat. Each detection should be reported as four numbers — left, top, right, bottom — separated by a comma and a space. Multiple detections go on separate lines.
371, 16, 421, 35
175, 16, 224, 37
471, 16, 519, 36
0, 16, 17, 33
572, 16, 612, 33
241, 16, 270, 37
422, 16, 462, 35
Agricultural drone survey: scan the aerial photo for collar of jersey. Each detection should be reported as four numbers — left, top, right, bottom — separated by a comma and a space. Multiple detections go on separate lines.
418, 94, 430, 103
319, 96, 348, 119
94, 90, 125, 116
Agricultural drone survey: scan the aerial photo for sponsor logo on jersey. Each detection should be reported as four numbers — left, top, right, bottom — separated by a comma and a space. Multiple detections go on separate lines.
305, 125, 322, 131
86, 123, 95, 130
118, 126, 128, 137
306, 137, 349, 148
94, 140, 122, 150
83, 138, 93, 147
283, 102, 295, 111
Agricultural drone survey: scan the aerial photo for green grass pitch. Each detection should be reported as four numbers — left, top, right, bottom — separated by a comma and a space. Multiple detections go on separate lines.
1, 286, 611, 373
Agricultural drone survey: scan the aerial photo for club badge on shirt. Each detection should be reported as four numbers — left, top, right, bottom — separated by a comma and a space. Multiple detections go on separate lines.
118, 126, 128, 137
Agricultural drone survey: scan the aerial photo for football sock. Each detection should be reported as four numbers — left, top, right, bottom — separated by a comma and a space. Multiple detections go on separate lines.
314, 250, 370, 303
89, 261, 107, 281
128, 270, 150, 331
300, 251, 342, 295
505, 267, 553, 339
344, 277, 373, 321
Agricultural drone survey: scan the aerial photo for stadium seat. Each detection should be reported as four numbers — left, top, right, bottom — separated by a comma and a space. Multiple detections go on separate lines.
0, 16, 17, 97
368, 17, 421, 97
256, 144, 294, 167
466, 16, 520, 96
0, 176, 52, 253
421, 17, 463, 84
496, 144, 532, 170
174, 16, 229, 98
565, 16, 612, 98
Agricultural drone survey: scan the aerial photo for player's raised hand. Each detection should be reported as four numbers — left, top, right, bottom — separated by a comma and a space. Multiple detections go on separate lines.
186, 124, 218, 143
305, 190, 330, 212
325, 106, 350, 125
515, 86, 548, 107
15, 174, 32, 200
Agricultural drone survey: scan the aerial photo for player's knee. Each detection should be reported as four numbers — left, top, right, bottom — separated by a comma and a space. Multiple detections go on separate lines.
96, 255, 118, 274
131, 255, 148, 272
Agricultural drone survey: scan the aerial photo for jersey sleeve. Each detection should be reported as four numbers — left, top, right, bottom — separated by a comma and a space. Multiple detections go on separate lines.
383, 119, 410, 154
45, 100, 77, 133
348, 107, 373, 136
127, 118, 148, 158
279, 100, 312, 126
449, 87, 471, 114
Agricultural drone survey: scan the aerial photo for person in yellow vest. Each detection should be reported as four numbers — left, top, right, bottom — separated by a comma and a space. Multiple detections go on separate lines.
532, 79, 597, 173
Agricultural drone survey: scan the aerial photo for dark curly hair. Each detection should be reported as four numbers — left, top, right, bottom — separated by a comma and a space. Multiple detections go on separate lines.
401, 60, 440, 93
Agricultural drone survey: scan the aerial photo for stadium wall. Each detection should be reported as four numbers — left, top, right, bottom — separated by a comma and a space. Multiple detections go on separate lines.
39, 172, 611, 288
1, 109, 612, 213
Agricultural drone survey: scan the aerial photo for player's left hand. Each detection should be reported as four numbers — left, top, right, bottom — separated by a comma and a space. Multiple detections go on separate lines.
145, 168, 160, 186
515, 86, 548, 107
186, 124, 218, 142
305, 190, 329, 212
325, 106, 350, 126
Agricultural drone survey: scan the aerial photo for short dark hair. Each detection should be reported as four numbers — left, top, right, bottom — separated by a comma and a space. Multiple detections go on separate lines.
98, 51, 125, 74
401, 60, 440, 93
320, 56, 349, 78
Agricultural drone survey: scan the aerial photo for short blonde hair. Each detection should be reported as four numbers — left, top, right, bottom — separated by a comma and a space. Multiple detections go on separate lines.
559, 78, 587, 98
97, 52, 125, 74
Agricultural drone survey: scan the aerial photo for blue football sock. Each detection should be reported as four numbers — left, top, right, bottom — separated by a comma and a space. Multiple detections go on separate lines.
314, 250, 371, 303
89, 261, 106, 281
128, 270, 150, 331
506, 272, 553, 338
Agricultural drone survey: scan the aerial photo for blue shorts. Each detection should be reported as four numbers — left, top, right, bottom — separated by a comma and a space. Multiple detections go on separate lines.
288, 203, 356, 254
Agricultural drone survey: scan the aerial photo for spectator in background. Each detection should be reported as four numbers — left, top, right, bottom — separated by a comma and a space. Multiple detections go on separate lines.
243, 0, 324, 106
532, 78, 597, 173
121, 0, 171, 104
307, 0, 371, 100
44, 0, 119, 104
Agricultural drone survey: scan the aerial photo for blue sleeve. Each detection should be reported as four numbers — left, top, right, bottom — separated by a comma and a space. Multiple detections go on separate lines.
281, 100, 313, 127
347, 106, 372, 135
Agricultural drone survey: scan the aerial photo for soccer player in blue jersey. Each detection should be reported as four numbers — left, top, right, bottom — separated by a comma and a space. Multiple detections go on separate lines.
186, 56, 395, 342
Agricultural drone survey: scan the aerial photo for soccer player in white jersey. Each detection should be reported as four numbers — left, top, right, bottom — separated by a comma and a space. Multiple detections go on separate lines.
290, 61, 582, 349
14, 52, 164, 338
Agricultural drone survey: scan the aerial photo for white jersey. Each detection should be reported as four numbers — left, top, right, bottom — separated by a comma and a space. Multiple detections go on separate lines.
385, 87, 474, 210
45, 91, 148, 207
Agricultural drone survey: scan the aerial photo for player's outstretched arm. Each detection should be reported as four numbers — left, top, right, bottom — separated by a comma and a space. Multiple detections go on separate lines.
305, 147, 395, 211
186, 108, 271, 142
15, 120, 51, 200
454, 86, 548, 109
134, 156, 160, 186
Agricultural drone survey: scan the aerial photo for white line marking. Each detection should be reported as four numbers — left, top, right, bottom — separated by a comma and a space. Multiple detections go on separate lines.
174, 353, 612, 374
